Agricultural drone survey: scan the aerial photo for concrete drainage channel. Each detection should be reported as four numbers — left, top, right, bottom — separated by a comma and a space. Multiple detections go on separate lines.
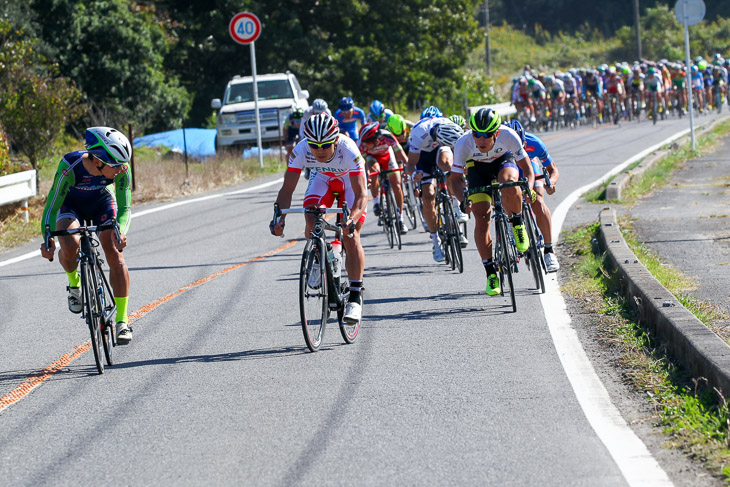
597, 208, 730, 397
595, 115, 730, 397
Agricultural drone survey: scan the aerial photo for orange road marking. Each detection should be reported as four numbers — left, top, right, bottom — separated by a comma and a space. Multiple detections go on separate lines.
0, 239, 300, 414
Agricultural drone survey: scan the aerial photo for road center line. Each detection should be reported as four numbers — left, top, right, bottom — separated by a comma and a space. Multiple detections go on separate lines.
0, 239, 299, 415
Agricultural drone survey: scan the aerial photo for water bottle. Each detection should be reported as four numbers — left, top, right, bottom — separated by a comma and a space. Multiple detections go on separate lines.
331, 239, 342, 278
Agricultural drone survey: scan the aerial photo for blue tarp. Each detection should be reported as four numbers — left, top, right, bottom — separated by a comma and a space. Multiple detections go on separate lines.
133, 128, 281, 160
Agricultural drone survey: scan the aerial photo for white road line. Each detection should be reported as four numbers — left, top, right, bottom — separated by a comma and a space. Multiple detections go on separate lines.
542, 130, 690, 486
0, 178, 284, 268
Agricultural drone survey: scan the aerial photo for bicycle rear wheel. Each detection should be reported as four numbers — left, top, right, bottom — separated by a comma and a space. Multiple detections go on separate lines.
386, 186, 402, 250
523, 206, 545, 293
497, 218, 517, 312
402, 178, 418, 230
82, 261, 105, 373
299, 240, 328, 351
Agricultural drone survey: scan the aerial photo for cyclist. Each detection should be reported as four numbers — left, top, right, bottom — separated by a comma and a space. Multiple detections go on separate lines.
604, 67, 626, 124
358, 122, 409, 234
544, 75, 566, 118
503, 119, 560, 272
40, 127, 134, 344
528, 78, 548, 122
645, 67, 664, 118
270, 113, 368, 324
367, 99, 393, 127
285, 106, 304, 158
583, 70, 605, 123
690, 65, 705, 113
562, 72, 581, 121
449, 109, 535, 296
334, 96, 366, 139
406, 116, 461, 261
628, 65, 645, 116
298, 98, 332, 141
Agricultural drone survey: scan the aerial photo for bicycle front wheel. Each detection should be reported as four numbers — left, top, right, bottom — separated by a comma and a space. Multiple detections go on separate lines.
82, 261, 105, 373
337, 262, 359, 344
497, 218, 517, 312
386, 185, 402, 250
402, 178, 418, 230
95, 263, 115, 366
299, 240, 328, 352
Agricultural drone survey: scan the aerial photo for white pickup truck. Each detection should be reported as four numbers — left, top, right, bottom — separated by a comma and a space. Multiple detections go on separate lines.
211, 71, 309, 150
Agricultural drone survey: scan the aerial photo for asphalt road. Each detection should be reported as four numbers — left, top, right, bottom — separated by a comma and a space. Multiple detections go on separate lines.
0, 113, 722, 486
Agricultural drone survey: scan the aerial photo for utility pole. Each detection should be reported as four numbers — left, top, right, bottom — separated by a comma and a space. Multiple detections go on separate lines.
484, 0, 491, 75
634, 0, 642, 60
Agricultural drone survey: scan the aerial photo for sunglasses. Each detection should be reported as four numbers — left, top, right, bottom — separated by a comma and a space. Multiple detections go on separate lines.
472, 130, 496, 139
90, 151, 124, 168
307, 141, 334, 149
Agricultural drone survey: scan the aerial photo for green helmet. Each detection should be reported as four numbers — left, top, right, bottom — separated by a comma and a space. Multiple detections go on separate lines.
449, 114, 466, 128
387, 114, 407, 136
469, 108, 501, 134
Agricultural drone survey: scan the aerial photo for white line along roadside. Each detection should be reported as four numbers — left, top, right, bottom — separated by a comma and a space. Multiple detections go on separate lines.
542, 129, 690, 487
0, 178, 284, 268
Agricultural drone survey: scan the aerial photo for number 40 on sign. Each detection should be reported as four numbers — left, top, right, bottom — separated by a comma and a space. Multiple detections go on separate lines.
229, 12, 261, 45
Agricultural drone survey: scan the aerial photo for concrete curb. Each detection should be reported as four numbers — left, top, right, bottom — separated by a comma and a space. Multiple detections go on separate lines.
605, 116, 730, 201
598, 208, 730, 396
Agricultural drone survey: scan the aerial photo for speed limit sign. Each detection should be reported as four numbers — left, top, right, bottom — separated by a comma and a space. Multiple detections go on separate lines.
229, 12, 261, 45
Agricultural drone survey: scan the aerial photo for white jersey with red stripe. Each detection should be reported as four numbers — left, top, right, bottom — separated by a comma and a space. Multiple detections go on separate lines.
287, 133, 365, 179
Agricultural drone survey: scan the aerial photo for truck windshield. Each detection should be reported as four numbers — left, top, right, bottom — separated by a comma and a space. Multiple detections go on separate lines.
225, 80, 293, 104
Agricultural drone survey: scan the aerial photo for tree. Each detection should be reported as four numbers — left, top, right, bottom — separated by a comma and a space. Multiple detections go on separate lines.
0, 19, 83, 188
31, 0, 191, 132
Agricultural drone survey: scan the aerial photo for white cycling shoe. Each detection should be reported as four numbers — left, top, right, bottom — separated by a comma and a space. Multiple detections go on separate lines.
432, 244, 445, 262
545, 252, 560, 273
343, 301, 362, 324
67, 286, 82, 314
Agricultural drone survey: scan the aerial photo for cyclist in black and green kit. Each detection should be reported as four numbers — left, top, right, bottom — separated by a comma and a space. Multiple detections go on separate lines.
40, 127, 134, 344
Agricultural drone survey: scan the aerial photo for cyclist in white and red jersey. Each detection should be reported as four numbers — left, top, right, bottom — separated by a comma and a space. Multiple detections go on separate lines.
271, 113, 368, 324
358, 122, 408, 234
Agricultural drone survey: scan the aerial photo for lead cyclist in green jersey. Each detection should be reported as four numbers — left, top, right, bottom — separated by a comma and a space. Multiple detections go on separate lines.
40, 127, 134, 344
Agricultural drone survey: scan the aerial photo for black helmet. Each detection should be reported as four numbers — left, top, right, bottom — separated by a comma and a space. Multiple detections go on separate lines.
469, 108, 501, 134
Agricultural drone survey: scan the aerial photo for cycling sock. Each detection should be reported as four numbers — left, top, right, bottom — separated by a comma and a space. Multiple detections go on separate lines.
66, 269, 80, 288
430, 232, 439, 245
482, 259, 497, 274
510, 215, 523, 226
544, 244, 554, 255
349, 280, 363, 304
114, 296, 129, 323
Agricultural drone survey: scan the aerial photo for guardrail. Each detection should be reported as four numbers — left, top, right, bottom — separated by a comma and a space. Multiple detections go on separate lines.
0, 170, 37, 221
467, 102, 517, 119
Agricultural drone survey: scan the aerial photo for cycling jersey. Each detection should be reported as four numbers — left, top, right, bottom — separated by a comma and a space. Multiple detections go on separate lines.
605, 76, 624, 95
547, 78, 565, 96
645, 74, 663, 92
523, 133, 553, 188
334, 107, 366, 139
41, 151, 132, 236
451, 126, 527, 175
691, 72, 704, 90
408, 116, 450, 154
366, 108, 394, 126
358, 130, 401, 170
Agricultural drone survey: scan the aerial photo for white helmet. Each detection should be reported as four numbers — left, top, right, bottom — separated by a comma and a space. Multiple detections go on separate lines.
312, 98, 329, 114
434, 122, 464, 148
303, 113, 339, 144
85, 127, 131, 165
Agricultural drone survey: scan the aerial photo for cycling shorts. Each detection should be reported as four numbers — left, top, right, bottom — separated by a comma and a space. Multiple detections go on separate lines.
302, 171, 366, 223
585, 85, 602, 99
517, 157, 544, 189
416, 147, 451, 186
286, 126, 299, 144
465, 152, 519, 204
365, 147, 398, 172
58, 190, 117, 227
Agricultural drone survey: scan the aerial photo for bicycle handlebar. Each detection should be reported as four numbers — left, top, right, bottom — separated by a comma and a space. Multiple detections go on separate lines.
467, 178, 530, 196
367, 167, 403, 178
45, 219, 120, 262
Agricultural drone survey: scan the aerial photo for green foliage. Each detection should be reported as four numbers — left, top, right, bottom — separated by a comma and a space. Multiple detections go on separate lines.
0, 19, 83, 182
614, 5, 683, 61
30, 0, 191, 132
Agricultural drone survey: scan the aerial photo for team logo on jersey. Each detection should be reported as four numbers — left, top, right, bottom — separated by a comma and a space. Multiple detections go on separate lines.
62, 168, 70, 177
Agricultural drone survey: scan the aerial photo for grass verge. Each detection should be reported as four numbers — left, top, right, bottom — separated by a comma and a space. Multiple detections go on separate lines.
563, 223, 730, 482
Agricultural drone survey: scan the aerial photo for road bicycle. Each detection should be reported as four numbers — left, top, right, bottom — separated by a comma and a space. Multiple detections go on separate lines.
519, 167, 553, 294
277, 201, 358, 352
433, 167, 464, 273
370, 167, 403, 250
468, 180, 530, 312
46, 221, 120, 374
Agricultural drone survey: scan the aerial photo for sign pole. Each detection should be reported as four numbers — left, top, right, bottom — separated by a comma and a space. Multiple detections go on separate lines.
683, 19, 695, 150
250, 42, 263, 168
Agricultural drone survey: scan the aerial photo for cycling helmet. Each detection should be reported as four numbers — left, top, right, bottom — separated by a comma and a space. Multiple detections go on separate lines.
469, 108, 501, 134
647, 67, 656, 74
85, 127, 131, 166
359, 122, 381, 143
291, 106, 304, 119
420, 105, 442, 119
338, 96, 354, 111
528, 78, 536, 87
449, 114, 466, 128
698, 60, 708, 71
386, 114, 407, 136
545, 75, 554, 84
691, 65, 699, 73
312, 98, 328, 114
434, 122, 464, 147
502, 119, 525, 145
518, 77, 528, 85
370, 99, 385, 117
303, 112, 339, 144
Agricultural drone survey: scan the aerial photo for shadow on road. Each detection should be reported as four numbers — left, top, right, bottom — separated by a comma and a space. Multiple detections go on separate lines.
110, 345, 311, 369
